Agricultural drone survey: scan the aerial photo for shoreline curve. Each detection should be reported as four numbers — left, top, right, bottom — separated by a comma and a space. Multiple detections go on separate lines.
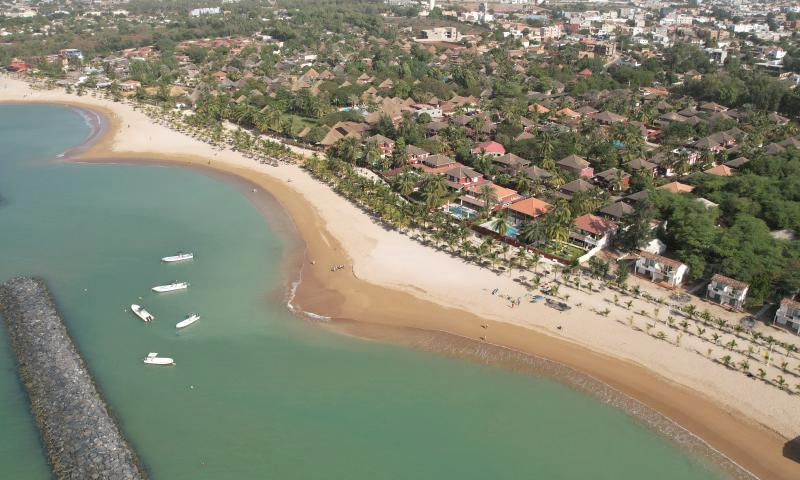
1, 90, 799, 480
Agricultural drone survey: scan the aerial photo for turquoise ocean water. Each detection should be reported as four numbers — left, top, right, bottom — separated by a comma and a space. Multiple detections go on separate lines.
0, 104, 730, 480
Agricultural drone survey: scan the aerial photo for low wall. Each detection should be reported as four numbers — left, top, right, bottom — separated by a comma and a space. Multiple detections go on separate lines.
0, 277, 147, 480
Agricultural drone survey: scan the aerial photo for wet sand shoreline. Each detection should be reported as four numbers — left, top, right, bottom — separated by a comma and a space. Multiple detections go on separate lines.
2, 94, 798, 480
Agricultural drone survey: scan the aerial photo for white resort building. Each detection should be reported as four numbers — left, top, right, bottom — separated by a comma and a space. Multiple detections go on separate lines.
634, 251, 688, 287
774, 298, 800, 333
706, 274, 749, 310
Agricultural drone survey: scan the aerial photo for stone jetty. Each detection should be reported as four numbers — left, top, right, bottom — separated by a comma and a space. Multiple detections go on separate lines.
0, 277, 147, 480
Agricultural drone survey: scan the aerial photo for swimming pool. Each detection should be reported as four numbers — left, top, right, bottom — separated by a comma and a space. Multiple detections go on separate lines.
480, 220, 519, 238
447, 204, 477, 219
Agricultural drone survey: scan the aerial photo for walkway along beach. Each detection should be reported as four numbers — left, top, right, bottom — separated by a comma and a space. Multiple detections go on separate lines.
1, 77, 799, 480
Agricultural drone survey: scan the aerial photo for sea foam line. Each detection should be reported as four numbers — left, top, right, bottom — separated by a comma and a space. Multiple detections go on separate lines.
286, 268, 330, 321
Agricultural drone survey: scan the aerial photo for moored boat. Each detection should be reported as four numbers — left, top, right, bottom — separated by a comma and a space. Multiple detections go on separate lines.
161, 251, 194, 263
143, 353, 175, 366
176, 313, 200, 329
152, 281, 189, 293
130, 304, 154, 323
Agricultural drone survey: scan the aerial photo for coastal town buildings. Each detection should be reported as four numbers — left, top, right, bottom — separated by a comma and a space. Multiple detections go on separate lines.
5, 0, 800, 316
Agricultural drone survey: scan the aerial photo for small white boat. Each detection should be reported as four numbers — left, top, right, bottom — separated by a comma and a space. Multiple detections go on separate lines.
131, 304, 154, 323
152, 281, 189, 293
161, 251, 194, 263
176, 313, 200, 329
143, 353, 175, 366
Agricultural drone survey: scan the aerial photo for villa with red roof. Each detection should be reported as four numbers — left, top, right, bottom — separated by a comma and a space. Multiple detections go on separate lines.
570, 214, 617, 250
445, 165, 483, 188
459, 182, 521, 211
365, 134, 395, 156
504, 197, 551, 226
471, 141, 505, 157
704, 164, 733, 177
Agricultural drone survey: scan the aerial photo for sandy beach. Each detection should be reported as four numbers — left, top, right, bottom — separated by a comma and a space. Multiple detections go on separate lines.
2, 77, 798, 480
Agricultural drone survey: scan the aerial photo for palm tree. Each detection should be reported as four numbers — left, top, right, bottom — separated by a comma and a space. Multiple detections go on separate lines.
721, 355, 732, 368
393, 173, 416, 197
515, 173, 531, 194
527, 251, 541, 273
468, 116, 485, 140
739, 359, 750, 373
361, 141, 382, 168
491, 210, 510, 238
539, 131, 555, 161
476, 183, 499, 214
518, 221, 546, 246
422, 175, 449, 209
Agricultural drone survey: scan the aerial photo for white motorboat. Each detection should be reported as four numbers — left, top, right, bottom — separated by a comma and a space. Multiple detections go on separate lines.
143, 353, 175, 366
176, 313, 200, 329
152, 281, 189, 293
131, 304, 154, 323
161, 251, 194, 263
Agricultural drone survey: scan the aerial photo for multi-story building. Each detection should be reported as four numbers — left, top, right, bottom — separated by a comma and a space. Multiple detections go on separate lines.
774, 298, 800, 333
419, 27, 462, 42
635, 251, 689, 287
706, 274, 749, 310
570, 214, 617, 250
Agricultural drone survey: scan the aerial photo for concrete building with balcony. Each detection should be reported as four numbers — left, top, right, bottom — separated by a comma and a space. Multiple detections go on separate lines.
634, 251, 688, 287
706, 274, 749, 310
774, 298, 800, 333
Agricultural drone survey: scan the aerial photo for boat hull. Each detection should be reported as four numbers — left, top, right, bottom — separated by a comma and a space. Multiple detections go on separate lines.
143, 358, 175, 365
143, 353, 175, 365
176, 315, 200, 329
162, 253, 194, 263
152, 282, 189, 293
131, 304, 154, 322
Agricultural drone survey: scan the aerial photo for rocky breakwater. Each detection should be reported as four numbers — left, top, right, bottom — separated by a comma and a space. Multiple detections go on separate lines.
0, 277, 147, 480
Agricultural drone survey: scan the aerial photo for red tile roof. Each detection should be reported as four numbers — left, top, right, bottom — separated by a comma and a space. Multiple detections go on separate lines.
472, 141, 505, 155
711, 274, 749, 290
704, 164, 733, 176
573, 214, 616, 235
657, 181, 694, 193
507, 197, 551, 218
780, 297, 800, 309
638, 251, 685, 268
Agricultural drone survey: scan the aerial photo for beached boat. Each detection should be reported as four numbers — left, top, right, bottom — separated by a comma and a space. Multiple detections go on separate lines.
130, 304, 154, 323
176, 313, 200, 329
151, 281, 189, 293
161, 251, 194, 263
143, 353, 175, 366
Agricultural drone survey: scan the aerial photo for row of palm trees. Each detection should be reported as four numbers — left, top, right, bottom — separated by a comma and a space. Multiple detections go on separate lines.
137, 105, 300, 164
304, 153, 548, 272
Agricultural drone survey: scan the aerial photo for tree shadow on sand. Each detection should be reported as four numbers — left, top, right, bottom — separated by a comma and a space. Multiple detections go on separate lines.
785, 436, 800, 463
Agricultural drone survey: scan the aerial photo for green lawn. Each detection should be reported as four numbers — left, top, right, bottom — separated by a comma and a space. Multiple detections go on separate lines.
536, 241, 586, 262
